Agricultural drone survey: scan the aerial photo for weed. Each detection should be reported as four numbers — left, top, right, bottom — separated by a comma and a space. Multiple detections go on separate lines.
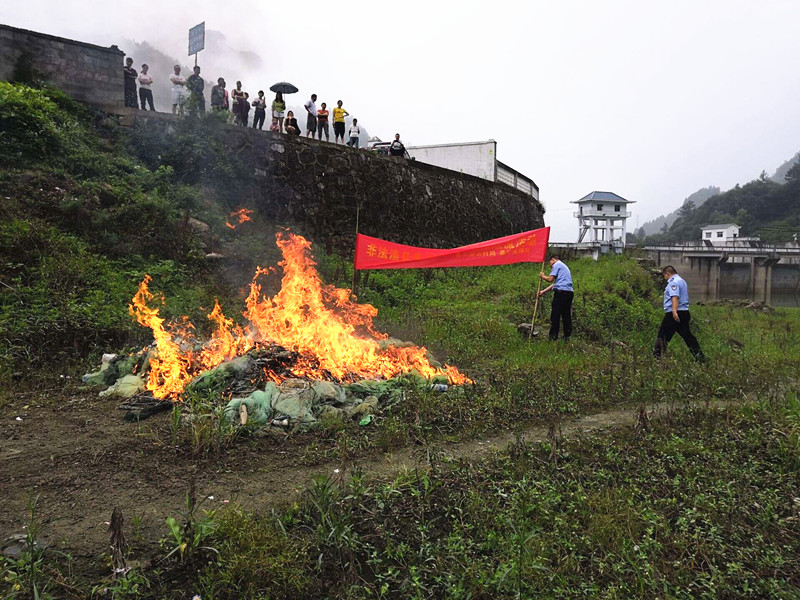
1, 496, 53, 599
161, 481, 219, 566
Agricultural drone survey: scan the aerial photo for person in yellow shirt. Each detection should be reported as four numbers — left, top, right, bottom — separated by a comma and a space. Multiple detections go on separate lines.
332, 100, 349, 144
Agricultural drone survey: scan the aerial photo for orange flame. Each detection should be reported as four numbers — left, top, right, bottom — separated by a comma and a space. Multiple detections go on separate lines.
131, 232, 470, 399
226, 207, 254, 229
128, 275, 195, 398
198, 300, 253, 369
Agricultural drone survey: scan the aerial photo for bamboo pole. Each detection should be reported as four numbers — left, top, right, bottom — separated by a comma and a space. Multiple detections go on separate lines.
528, 261, 546, 341
351, 205, 360, 298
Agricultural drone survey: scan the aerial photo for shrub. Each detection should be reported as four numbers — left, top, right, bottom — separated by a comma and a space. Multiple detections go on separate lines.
0, 82, 92, 166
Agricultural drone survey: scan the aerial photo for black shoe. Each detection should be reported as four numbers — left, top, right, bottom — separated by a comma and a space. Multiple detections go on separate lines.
563, 337, 571, 343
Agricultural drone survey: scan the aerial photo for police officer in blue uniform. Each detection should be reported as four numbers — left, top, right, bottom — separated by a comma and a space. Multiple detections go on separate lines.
654, 265, 705, 361
538, 255, 573, 341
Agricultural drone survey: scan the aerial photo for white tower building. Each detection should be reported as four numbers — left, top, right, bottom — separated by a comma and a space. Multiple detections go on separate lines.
571, 191, 635, 247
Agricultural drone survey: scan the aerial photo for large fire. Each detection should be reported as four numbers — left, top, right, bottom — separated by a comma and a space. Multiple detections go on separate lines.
129, 232, 470, 399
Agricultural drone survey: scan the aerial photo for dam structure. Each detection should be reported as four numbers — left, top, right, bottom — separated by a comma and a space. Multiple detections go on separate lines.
642, 240, 800, 307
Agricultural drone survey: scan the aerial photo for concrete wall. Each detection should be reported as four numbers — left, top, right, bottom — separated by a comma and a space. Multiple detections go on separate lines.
0, 24, 124, 110
130, 114, 544, 253
407, 140, 497, 182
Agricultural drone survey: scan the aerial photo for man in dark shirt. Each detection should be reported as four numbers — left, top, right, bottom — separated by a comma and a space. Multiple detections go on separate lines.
186, 66, 205, 114
123, 57, 138, 108
210, 78, 228, 112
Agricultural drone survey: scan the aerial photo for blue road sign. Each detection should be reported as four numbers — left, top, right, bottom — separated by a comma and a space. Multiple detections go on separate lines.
189, 22, 205, 56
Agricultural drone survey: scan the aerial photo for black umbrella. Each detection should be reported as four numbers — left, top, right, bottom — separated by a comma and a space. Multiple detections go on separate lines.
269, 82, 299, 94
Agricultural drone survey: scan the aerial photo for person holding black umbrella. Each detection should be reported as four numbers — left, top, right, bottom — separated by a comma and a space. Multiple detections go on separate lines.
269, 82, 299, 134
272, 92, 286, 132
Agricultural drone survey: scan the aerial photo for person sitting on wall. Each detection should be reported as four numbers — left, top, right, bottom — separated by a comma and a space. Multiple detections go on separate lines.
284, 110, 300, 135
123, 58, 138, 108
389, 133, 406, 157
186, 65, 205, 114
137, 63, 154, 111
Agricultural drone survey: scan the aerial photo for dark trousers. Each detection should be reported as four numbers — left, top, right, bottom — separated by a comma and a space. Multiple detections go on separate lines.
139, 88, 154, 111
124, 86, 138, 108
549, 290, 573, 340
654, 311, 705, 361
253, 108, 266, 129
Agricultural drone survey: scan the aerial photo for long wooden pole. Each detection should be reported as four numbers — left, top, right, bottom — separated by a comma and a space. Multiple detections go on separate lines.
351, 205, 360, 298
528, 261, 546, 341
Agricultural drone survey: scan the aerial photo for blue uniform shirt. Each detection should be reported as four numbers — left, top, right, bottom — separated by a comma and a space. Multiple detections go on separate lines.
550, 260, 573, 291
663, 274, 690, 312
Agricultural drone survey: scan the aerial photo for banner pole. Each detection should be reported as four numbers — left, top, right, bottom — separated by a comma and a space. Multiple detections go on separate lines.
351, 205, 360, 298
528, 261, 545, 341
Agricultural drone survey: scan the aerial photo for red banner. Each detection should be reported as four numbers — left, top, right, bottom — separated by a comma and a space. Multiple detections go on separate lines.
354, 227, 550, 270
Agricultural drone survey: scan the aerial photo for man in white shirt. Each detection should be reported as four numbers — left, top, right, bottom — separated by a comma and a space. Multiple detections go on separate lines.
304, 94, 317, 138
137, 64, 154, 111
348, 118, 361, 148
169, 65, 186, 114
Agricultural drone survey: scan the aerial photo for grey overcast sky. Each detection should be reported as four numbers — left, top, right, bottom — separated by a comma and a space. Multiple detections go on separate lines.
5, 0, 800, 241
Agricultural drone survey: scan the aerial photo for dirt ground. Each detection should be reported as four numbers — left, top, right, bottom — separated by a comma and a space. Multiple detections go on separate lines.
0, 382, 673, 565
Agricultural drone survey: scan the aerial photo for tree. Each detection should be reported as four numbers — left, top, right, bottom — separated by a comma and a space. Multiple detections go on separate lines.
677, 200, 695, 218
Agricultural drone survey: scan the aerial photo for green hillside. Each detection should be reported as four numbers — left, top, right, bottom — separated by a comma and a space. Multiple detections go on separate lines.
0, 82, 279, 378
640, 169, 800, 243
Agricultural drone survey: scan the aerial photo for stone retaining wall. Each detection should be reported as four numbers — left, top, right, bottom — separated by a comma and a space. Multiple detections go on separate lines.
131, 112, 545, 252
239, 127, 544, 251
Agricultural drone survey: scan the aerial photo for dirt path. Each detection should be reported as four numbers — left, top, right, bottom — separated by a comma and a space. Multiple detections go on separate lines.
0, 388, 711, 560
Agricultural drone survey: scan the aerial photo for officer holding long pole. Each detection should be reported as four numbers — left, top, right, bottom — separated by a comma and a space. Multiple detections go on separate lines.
537, 254, 574, 342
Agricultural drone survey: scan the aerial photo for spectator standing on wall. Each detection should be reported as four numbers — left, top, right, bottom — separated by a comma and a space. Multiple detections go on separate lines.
137, 64, 155, 111
269, 117, 280, 132
186, 66, 205, 114
240, 92, 251, 127
316, 102, 330, 141
123, 58, 138, 108
284, 110, 300, 135
272, 92, 286, 133
389, 133, 406, 157
332, 100, 349, 144
169, 65, 187, 114
210, 78, 228, 112
348, 118, 361, 148
231, 81, 245, 124
252, 90, 267, 129
304, 94, 318, 138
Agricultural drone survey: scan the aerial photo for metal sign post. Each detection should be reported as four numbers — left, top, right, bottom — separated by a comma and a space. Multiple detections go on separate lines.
188, 22, 205, 66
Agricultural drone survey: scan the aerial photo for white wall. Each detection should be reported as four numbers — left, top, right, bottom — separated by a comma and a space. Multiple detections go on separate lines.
407, 140, 497, 181
702, 226, 740, 243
